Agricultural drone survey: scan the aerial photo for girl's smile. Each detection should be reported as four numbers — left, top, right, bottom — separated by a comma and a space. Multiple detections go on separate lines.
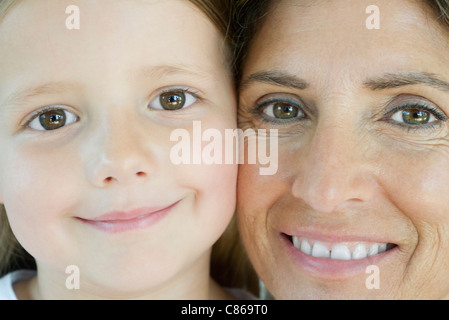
77, 200, 182, 234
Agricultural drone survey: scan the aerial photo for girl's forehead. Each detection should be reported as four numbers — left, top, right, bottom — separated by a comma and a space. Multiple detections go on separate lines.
0, 0, 224, 96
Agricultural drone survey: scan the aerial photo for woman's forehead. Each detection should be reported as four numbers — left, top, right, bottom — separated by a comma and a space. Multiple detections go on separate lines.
243, 0, 449, 84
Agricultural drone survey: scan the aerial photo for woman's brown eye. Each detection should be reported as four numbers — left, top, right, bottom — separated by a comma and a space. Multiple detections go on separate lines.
401, 108, 430, 125
272, 103, 299, 119
160, 91, 186, 110
148, 89, 198, 111
389, 107, 436, 126
28, 108, 78, 131
262, 101, 304, 120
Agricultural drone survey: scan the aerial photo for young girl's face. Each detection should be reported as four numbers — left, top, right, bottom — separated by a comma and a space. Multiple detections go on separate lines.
0, 0, 236, 297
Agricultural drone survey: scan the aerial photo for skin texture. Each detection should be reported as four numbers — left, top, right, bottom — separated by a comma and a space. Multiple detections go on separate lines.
237, 0, 449, 299
0, 0, 237, 299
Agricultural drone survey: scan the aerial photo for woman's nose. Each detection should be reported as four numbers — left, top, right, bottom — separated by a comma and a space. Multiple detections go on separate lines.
84, 117, 155, 188
291, 122, 379, 214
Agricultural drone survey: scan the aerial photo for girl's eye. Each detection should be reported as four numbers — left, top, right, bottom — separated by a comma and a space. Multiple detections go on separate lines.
28, 108, 79, 131
261, 101, 305, 120
148, 90, 198, 111
388, 106, 438, 126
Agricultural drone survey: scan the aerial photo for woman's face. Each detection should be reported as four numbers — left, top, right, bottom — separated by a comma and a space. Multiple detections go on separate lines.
238, 0, 449, 299
0, 0, 236, 298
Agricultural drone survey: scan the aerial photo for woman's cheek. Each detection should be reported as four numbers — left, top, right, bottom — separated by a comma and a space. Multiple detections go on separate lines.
381, 148, 449, 222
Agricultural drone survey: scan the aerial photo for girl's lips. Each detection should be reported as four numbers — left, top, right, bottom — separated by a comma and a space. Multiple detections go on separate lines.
77, 201, 180, 233
280, 232, 400, 281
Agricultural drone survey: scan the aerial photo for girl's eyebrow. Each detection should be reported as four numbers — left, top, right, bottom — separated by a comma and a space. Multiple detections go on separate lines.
2, 65, 210, 108
135, 64, 213, 81
3, 81, 78, 107
363, 71, 449, 92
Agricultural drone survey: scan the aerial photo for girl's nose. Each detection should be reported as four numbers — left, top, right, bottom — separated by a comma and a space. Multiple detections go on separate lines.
84, 116, 156, 188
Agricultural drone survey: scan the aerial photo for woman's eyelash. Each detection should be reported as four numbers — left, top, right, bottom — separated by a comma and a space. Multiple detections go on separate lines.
252, 98, 305, 119
384, 103, 447, 121
380, 102, 448, 132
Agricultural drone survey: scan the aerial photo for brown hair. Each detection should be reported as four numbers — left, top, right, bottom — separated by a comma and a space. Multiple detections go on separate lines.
0, 0, 256, 297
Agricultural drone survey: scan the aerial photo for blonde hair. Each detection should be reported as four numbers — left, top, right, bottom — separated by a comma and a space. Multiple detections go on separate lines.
0, 0, 16, 20
0, 0, 257, 296
0, 0, 31, 273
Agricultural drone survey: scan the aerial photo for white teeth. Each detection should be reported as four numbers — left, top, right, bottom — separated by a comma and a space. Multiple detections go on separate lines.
352, 243, 368, 260
300, 238, 312, 255
368, 243, 378, 256
311, 241, 330, 258
330, 244, 351, 260
293, 235, 301, 250
291, 236, 392, 261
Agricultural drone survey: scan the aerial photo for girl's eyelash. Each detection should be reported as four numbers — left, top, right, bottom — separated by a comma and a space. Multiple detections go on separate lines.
22, 105, 72, 128
158, 87, 202, 101
150, 87, 203, 113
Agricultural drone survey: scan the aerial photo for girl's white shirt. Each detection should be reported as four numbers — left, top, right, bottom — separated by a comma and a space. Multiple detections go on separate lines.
0, 270, 36, 300
0, 270, 258, 300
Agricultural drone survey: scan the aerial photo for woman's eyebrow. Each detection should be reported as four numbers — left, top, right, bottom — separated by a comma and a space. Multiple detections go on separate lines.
240, 70, 309, 90
364, 71, 449, 92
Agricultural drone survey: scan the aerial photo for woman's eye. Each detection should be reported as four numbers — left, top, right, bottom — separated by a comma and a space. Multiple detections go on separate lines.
28, 108, 79, 131
388, 106, 437, 126
148, 90, 198, 111
261, 101, 305, 120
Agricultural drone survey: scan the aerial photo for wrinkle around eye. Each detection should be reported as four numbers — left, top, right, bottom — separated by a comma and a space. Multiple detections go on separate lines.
378, 127, 449, 151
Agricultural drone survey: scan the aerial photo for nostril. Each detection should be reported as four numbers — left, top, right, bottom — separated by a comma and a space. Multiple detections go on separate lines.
100, 171, 147, 185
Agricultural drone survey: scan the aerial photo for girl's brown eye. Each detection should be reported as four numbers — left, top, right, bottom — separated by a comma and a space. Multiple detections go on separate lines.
148, 89, 198, 111
39, 110, 66, 130
160, 91, 186, 110
28, 108, 78, 131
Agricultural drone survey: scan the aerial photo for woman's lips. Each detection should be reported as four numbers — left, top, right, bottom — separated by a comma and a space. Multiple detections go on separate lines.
280, 232, 399, 280
78, 201, 180, 233
290, 235, 396, 261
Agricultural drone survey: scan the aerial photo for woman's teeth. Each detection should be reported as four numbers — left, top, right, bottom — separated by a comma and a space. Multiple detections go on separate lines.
292, 236, 393, 261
